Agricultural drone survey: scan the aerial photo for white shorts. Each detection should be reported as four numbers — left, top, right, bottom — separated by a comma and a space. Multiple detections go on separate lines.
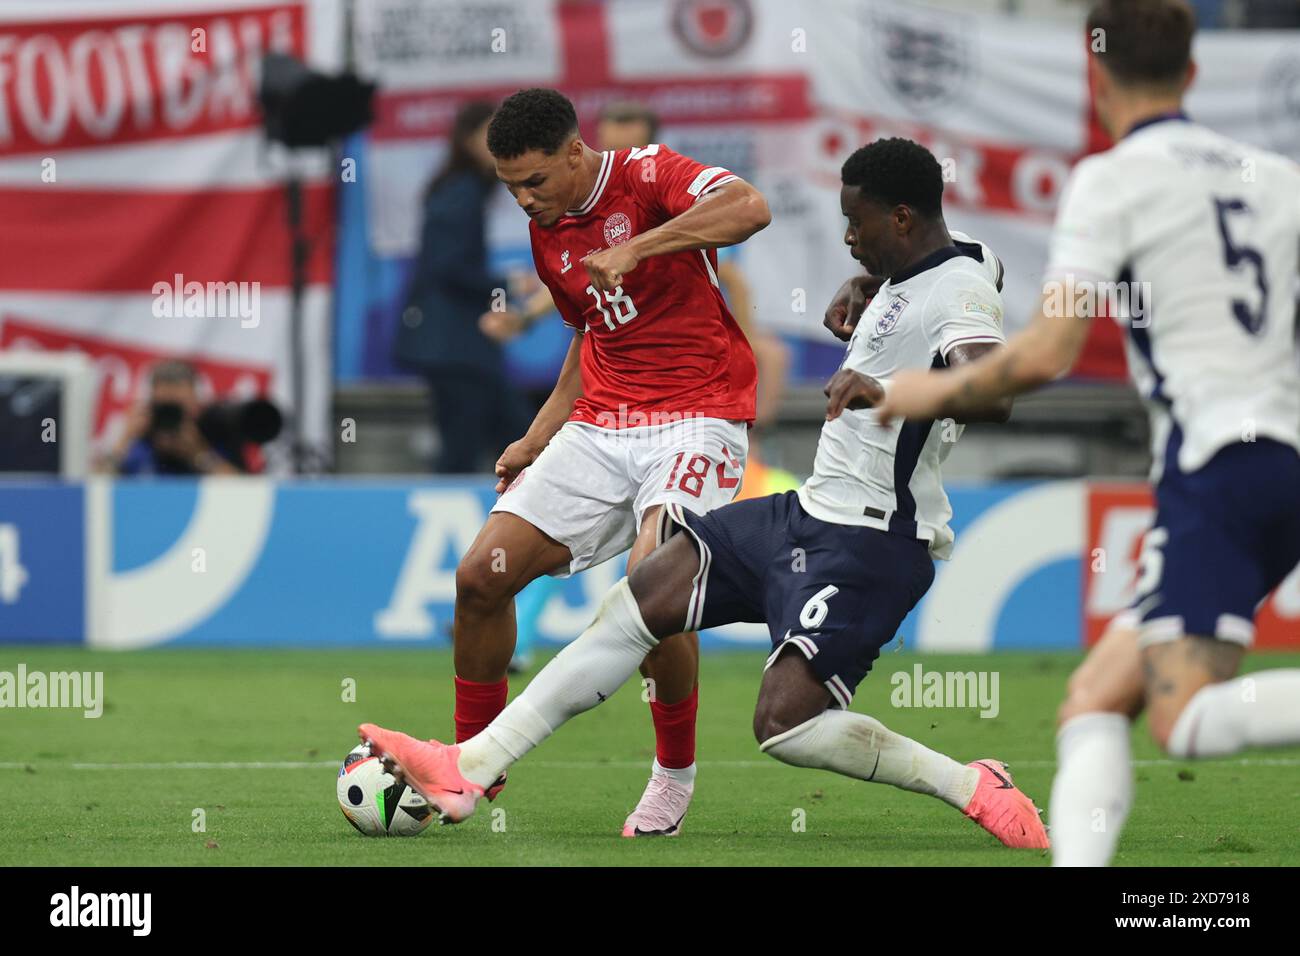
491, 417, 749, 576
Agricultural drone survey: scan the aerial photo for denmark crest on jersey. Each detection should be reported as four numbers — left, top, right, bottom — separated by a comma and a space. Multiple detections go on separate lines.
875, 295, 908, 336
604, 212, 633, 246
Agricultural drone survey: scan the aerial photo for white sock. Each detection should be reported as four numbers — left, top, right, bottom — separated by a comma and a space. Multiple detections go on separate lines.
759, 710, 979, 810
1049, 712, 1133, 867
652, 758, 696, 786
1167, 670, 1300, 758
457, 578, 658, 789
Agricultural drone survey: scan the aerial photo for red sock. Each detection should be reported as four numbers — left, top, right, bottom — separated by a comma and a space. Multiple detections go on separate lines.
650, 684, 698, 769
454, 676, 508, 743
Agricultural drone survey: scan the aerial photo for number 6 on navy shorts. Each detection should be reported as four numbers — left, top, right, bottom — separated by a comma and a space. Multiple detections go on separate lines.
658, 491, 935, 707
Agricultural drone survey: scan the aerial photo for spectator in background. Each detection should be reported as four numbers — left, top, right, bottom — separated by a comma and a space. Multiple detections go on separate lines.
396, 100, 532, 473
102, 360, 242, 476
594, 99, 664, 153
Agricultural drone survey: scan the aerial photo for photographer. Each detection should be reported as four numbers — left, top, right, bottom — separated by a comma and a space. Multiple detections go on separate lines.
103, 360, 243, 476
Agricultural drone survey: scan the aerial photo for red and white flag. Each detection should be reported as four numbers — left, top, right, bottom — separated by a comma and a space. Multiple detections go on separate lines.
0, 0, 343, 466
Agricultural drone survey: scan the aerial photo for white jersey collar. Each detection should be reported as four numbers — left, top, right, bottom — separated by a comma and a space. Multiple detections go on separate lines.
566, 150, 613, 217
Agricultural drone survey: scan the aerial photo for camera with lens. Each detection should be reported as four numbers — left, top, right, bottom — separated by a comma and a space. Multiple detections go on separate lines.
196, 399, 284, 449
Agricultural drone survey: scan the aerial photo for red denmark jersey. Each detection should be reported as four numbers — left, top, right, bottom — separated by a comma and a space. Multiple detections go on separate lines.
528, 145, 757, 428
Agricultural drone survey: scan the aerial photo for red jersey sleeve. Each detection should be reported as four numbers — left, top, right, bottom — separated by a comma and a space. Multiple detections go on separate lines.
621, 145, 739, 221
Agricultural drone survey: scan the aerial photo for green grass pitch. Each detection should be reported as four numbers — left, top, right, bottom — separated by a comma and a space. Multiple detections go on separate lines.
1, 647, 1296, 866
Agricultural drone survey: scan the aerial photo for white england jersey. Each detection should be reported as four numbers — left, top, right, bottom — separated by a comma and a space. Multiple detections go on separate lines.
798, 233, 1005, 559
1046, 114, 1300, 482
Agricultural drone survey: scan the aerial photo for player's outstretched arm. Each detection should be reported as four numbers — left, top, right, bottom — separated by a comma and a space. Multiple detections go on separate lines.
821, 346, 1012, 424
634, 179, 772, 255
584, 181, 771, 292
938, 342, 1015, 424
875, 289, 1090, 425
494, 330, 584, 493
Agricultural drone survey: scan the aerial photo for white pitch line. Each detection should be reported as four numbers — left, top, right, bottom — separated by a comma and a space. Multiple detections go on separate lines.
1, 758, 1298, 771
527, 758, 1300, 769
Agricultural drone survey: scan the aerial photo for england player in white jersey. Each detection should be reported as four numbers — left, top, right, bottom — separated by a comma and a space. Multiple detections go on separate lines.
358, 138, 1051, 849
876, 0, 1300, 867
801, 225, 1007, 563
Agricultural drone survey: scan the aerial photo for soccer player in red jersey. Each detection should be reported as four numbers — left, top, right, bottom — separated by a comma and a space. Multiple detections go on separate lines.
451, 88, 770, 836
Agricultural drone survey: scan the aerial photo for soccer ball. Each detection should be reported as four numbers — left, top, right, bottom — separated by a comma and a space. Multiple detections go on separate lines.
336, 742, 434, 837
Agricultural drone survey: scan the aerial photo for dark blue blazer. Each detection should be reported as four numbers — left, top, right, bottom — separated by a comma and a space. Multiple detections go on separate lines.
395, 170, 507, 375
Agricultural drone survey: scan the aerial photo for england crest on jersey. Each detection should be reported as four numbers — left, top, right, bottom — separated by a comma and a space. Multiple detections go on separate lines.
875, 294, 909, 336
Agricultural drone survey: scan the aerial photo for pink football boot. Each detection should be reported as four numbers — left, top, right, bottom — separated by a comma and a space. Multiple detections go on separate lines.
962, 759, 1050, 849
358, 723, 485, 824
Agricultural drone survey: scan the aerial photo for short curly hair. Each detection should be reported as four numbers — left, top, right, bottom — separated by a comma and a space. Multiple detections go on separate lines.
487, 88, 578, 159
841, 138, 943, 217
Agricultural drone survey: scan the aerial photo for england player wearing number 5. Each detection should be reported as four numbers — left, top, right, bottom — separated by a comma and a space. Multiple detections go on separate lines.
876, 0, 1300, 866
360, 137, 1052, 850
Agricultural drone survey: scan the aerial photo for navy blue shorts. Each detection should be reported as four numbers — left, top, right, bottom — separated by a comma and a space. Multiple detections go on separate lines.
1133, 438, 1300, 647
660, 491, 935, 707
